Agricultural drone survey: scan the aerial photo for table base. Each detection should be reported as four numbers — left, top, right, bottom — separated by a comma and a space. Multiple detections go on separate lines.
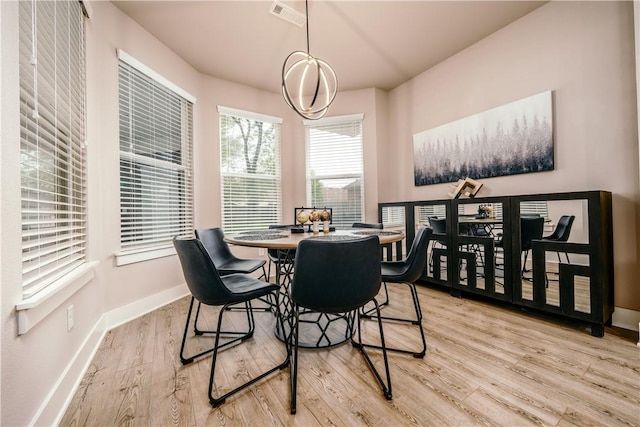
275, 310, 355, 349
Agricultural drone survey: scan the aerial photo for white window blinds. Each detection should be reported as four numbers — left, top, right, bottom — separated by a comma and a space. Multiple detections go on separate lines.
118, 56, 194, 254
382, 206, 406, 228
416, 205, 447, 223
305, 115, 364, 229
19, 0, 87, 298
219, 107, 282, 232
520, 201, 549, 219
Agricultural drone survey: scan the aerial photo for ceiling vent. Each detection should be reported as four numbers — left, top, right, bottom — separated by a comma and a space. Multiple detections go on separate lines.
269, 1, 306, 27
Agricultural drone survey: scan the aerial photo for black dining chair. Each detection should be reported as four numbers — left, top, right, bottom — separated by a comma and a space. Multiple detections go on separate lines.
289, 235, 392, 414
428, 217, 446, 273
352, 222, 384, 229
520, 216, 545, 276
362, 226, 433, 358
542, 215, 575, 263
495, 216, 544, 279
173, 237, 288, 407
351, 222, 393, 298
194, 227, 270, 326
195, 227, 266, 278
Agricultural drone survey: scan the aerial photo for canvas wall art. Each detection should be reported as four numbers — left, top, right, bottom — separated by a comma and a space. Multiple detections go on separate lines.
413, 91, 554, 186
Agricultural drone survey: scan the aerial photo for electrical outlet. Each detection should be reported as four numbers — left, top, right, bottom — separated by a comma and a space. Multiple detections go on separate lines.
67, 305, 74, 331
258, 248, 265, 256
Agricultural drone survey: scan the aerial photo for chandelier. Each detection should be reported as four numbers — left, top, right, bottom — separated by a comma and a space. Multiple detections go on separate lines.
281, 0, 337, 120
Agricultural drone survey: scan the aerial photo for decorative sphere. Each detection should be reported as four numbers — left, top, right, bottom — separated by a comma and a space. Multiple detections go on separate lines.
320, 209, 331, 221
309, 210, 320, 222
296, 210, 309, 224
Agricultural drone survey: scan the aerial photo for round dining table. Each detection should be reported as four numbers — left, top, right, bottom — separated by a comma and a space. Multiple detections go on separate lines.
225, 227, 405, 348
224, 227, 405, 249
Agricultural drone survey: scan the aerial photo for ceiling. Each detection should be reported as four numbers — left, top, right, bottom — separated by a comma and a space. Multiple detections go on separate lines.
111, 1, 547, 94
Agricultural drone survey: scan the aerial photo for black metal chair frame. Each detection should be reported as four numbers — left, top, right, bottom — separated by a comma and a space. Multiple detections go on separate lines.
174, 237, 289, 408
288, 236, 392, 414
361, 226, 433, 358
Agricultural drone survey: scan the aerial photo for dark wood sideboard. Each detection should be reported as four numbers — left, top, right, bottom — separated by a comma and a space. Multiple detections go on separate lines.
378, 191, 614, 337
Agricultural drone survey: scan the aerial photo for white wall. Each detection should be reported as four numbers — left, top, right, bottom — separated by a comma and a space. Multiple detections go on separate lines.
384, 1, 640, 312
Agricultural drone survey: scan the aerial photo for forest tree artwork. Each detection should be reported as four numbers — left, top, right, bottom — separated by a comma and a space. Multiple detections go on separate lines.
413, 91, 553, 186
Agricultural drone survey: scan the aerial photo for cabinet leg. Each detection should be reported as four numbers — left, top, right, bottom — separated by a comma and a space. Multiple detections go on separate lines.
590, 323, 604, 338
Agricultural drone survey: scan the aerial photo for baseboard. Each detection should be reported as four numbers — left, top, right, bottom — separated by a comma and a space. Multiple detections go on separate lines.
33, 283, 189, 427
30, 315, 108, 427
611, 306, 640, 346
611, 306, 640, 332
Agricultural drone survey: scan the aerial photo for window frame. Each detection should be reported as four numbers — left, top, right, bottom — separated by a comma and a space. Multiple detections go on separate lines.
18, 0, 89, 299
218, 106, 283, 233
304, 114, 365, 229
15, 0, 98, 336
115, 50, 196, 266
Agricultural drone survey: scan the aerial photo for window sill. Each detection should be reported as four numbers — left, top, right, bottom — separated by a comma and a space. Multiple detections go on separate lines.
115, 246, 176, 266
15, 261, 99, 335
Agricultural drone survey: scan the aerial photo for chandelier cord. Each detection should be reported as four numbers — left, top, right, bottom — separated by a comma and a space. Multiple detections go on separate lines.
281, 0, 337, 120
305, 0, 310, 54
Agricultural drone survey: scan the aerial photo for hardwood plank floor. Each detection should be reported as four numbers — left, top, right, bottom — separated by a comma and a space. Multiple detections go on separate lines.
60, 284, 639, 427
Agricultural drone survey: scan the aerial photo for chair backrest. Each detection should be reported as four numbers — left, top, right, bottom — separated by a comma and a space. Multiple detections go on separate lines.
352, 222, 383, 229
548, 215, 575, 242
173, 237, 234, 305
395, 226, 433, 283
520, 217, 545, 251
428, 217, 446, 234
291, 236, 381, 313
194, 228, 235, 268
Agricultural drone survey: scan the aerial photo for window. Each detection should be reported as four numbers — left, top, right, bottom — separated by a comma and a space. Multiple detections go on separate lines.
520, 201, 549, 219
416, 205, 447, 223
19, 0, 87, 298
219, 107, 282, 232
305, 114, 364, 229
118, 51, 195, 264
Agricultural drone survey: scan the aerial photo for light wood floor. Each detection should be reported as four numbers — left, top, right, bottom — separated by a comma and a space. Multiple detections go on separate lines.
60, 284, 640, 427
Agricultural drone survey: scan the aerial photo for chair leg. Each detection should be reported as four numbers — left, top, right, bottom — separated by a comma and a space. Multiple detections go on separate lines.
290, 301, 392, 414
521, 250, 530, 279
407, 282, 427, 357
180, 297, 208, 364
361, 282, 390, 317
208, 293, 289, 408
353, 300, 392, 400
358, 282, 427, 358
290, 304, 300, 415
181, 298, 256, 365
193, 300, 204, 335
